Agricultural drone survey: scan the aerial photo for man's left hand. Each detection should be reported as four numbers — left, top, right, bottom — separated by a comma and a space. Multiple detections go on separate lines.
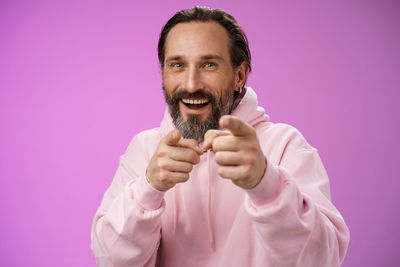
203, 115, 267, 189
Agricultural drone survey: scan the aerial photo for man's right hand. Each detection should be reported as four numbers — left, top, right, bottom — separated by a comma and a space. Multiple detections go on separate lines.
146, 129, 203, 191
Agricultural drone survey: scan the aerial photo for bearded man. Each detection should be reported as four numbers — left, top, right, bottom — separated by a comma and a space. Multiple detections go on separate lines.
91, 6, 350, 267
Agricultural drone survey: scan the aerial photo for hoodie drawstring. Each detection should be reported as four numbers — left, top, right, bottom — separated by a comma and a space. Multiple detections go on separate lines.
207, 150, 215, 251
172, 184, 178, 236
171, 150, 215, 251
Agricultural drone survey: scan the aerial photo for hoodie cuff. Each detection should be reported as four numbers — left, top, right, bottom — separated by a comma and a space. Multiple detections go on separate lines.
244, 159, 284, 206
132, 174, 165, 210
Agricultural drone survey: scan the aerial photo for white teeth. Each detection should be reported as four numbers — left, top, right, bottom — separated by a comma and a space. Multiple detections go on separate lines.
182, 98, 209, 104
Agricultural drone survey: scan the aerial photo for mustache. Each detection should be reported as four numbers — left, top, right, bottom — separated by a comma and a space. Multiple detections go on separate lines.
164, 87, 216, 104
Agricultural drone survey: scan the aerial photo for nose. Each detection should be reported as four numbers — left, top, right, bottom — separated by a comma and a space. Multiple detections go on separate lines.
184, 65, 203, 93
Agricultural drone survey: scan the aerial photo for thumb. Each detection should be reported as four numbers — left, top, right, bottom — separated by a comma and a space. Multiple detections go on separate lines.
203, 129, 231, 151
178, 138, 203, 155
164, 129, 181, 146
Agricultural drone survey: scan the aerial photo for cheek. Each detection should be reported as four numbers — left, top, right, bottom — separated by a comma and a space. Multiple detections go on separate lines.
163, 73, 183, 92
215, 78, 235, 98
163, 74, 171, 88
163, 79, 176, 97
205, 79, 226, 97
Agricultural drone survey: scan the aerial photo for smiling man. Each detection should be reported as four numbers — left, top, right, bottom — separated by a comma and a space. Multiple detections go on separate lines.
91, 7, 349, 267
162, 21, 243, 143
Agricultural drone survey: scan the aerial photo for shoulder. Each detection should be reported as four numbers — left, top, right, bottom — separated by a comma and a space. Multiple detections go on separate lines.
132, 127, 163, 143
256, 121, 316, 164
262, 123, 312, 148
124, 127, 163, 157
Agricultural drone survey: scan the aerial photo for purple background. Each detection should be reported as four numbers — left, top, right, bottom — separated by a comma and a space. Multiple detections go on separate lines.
1, 1, 399, 266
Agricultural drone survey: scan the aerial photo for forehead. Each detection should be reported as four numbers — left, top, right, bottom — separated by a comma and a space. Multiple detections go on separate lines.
164, 21, 231, 61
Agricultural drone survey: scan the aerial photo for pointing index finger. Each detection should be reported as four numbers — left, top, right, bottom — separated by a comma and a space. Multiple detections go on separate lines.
219, 115, 253, 136
164, 129, 181, 146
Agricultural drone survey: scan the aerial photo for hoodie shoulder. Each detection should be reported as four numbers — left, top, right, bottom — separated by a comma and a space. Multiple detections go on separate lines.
124, 127, 163, 157
256, 121, 316, 166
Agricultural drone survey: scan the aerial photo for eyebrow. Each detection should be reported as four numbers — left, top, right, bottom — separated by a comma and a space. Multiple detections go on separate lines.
165, 54, 224, 62
200, 54, 224, 61
165, 56, 183, 62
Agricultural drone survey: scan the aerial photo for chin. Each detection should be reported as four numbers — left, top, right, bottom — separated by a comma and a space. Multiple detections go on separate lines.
181, 112, 210, 124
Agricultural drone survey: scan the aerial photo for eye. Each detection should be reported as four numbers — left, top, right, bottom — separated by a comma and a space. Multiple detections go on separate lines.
167, 62, 183, 70
204, 62, 216, 69
172, 63, 182, 68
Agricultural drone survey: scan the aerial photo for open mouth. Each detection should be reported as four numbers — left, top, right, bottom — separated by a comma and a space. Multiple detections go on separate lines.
181, 98, 210, 109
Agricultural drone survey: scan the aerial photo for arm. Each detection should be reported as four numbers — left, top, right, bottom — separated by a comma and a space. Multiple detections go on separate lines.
245, 148, 349, 267
204, 116, 350, 266
91, 129, 202, 266
91, 132, 165, 267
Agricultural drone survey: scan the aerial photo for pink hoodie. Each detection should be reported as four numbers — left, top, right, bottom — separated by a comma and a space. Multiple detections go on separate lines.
91, 87, 350, 267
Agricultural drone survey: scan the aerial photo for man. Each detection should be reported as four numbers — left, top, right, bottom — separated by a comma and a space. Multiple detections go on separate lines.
91, 6, 350, 267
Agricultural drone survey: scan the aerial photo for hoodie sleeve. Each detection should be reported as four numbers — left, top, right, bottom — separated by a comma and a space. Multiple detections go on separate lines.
91, 131, 165, 267
244, 126, 350, 267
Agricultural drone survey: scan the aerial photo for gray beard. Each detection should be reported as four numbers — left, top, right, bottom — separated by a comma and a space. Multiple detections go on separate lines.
164, 85, 235, 142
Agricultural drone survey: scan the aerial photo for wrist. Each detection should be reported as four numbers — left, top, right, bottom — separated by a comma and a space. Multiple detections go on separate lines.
133, 172, 166, 210
244, 160, 283, 206
244, 157, 267, 189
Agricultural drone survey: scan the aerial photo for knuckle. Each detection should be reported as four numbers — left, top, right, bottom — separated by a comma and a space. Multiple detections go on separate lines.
244, 154, 256, 165
182, 173, 190, 180
242, 165, 252, 178
158, 160, 168, 170
177, 173, 189, 183
212, 138, 222, 151
217, 167, 225, 177
215, 152, 222, 163
248, 127, 256, 135
237, 124, 244, 133
186, 164, 193, 172
247, 143, 259, 154
189, 151, 199, 163
159, 172, 169, 182
156, 149, 167, 158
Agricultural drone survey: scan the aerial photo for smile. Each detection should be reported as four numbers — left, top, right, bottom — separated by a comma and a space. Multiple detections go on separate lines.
181, 98, 210, 109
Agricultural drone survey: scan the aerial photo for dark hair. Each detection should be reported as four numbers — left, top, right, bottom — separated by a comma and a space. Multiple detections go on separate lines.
158, 6, 252, 71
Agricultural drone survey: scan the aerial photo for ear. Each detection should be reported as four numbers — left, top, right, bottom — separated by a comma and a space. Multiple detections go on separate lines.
234, 61, 250, 91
